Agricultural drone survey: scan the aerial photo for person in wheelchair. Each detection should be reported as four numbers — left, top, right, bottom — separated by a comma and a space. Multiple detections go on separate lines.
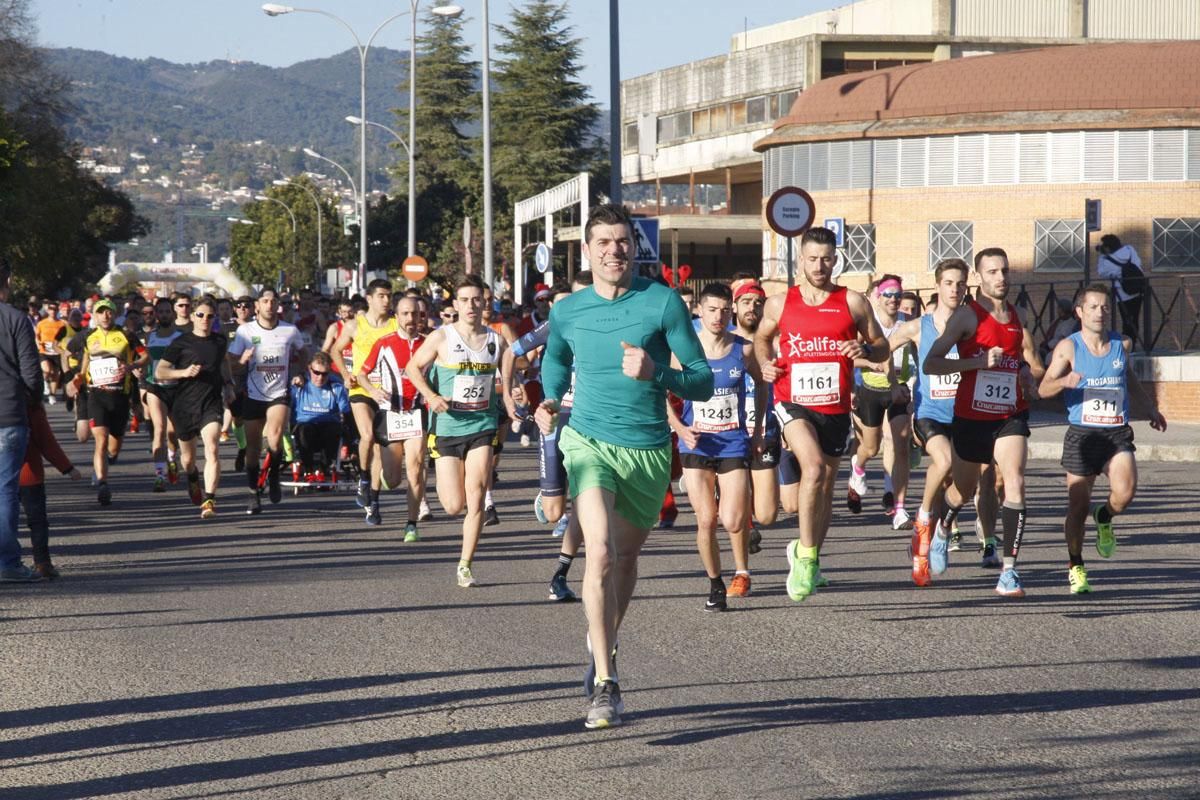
290, 351, 351, 481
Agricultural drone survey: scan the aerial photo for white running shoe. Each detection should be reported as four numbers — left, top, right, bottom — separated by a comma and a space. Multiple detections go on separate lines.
848, 469, 868, 497
891, 507, 913, 531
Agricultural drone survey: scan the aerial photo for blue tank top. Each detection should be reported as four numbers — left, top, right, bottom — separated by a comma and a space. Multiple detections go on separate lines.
1065, 331, 1128, 427
681, 335, 749, 458
743, 369, 778, 439
915, 314, 959, 423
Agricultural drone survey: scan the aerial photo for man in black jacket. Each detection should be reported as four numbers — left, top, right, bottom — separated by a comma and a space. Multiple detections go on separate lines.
0, 257, 45, 582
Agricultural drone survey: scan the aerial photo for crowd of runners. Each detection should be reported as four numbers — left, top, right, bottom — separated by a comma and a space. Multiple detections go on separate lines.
4, 203, 1168, 730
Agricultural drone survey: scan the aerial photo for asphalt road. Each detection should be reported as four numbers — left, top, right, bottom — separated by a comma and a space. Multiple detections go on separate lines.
2, 405, 1198, 799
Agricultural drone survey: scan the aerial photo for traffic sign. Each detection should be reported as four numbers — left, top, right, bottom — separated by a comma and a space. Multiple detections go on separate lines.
824, 217, 845, 248
632, 218, 660, 264
535, 242, 552, 273
766, 187, 816, 238
1086, 199, 1102, 232
402, 255, 429, 282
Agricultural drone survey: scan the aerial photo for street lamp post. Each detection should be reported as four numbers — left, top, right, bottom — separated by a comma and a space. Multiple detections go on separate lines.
255, 194, 298, 282
345, 116, 413, 258
481, 0, 493, 293
274, 178, 324, 289
263, 2, 462, 296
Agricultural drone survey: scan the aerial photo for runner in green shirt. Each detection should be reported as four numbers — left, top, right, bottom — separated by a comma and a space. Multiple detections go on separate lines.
536, 203, 713, 730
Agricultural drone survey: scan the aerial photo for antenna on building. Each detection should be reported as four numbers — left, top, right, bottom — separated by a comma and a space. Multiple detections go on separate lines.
827, 13, 839, 34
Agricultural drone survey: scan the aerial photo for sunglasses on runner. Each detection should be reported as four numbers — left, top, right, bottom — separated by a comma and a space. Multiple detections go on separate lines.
193, 311, 212, 319
309, 367, 328, 376
879, 290, 901, 299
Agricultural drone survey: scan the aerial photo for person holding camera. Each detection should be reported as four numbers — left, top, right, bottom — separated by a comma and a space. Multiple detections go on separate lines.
1096, 234, 1146, 343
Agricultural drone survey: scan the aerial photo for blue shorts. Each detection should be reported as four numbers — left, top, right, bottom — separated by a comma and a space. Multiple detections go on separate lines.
539, 409, 571, 497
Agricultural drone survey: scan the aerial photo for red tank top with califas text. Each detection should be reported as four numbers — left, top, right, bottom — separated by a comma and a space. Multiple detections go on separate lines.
953, 299, 1028, 421
773, 285, 856, 415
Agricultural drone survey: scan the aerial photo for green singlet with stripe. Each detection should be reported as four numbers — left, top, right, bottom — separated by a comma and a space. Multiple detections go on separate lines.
429, 325, 501, 437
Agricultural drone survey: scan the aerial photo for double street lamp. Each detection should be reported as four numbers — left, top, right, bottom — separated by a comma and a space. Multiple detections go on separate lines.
263, 2, 463, 296
273, 178, 325, 287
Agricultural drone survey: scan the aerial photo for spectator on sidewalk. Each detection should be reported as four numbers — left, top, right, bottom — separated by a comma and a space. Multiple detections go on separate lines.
0, 256, 46, 582
1096, 234, 1146, 342
21, 399, 82, 579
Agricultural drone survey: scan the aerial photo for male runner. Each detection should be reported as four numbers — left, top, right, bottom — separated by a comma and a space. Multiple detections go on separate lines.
922, 247, 1044, 598
75, 298, 147, 506
406, 274, 507, 587
1038, 284, 1166, 593
143, 298, 183, 491
732, 281, 779, 550
755, 226, 888, 602
846, 275, 914, 529
360, 295, 428, 538
669, 283, 762, 610
330, 280, 397, 512
535, 203, 712, 729
887, 258, 968, 585
34, 302, 65, 404
157, 296, 233, 519
225, 296, 255, 463
227, 289, 307, 515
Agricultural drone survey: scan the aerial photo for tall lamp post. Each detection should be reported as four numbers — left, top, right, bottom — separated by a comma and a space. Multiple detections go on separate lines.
263, 2, 463, 295
254, 194, 298, 282
273, 178, 324, 288
344, 116, 413, 258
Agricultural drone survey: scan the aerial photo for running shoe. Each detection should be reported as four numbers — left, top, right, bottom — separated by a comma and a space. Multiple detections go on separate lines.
456, 564, 477, 588
219, 430, 230, 444
31, 561, 59, 580
1092, 503, 1116, 559
0, 564, 43, 583
748, 526, 763, 554
728, 573, 752, 597
484, 505, 500, 527
106, 453, 118, 466
417, 500, 433, 522
785, 539, 818, 602
1068, 564, 1091, 594
200, 499, 216, 519
705, 582, 727, 612
583, 636, 618, 696
129, 414, 139, 433
585, 680, 623, 730
912, 554, 931, 587
403, 522, 419, 543
929, 525, 949, 576
911, 519, 932, 587
847, 470, 866, 514
948, 525, 963, 552
167, 460, 178, 484
656, 508, 677, 530
246, 493, 262, 516
153, 476, 167, 493
881, 491, 895, 513
533, 492, 548, 524
995, 567, 1025, 598
186, 472, 202, 505
552, 515, 569, 538
520, 433, 532, 448
548, 573, 577, 602
364, 502, 381, 526
814, 565, 830, 587
980, 541, 1002, 568
892, 507, 913, 531
355, 479, 369, 509
267, 468, 282, 505
46, 394, 57, 406
97, 484, 112, 507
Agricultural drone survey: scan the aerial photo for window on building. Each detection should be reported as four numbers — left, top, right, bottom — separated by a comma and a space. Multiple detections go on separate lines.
692, 108, 710, 136
840, 224, 877, 275
746, 96, 767, 125
729, 100, 747, 127
777, 91, 799, 116
710, 104, 729, 133
624, 123, 638, 152
929, 221, 973, 270
1153, 218, 1200, 270
1034, 219, 1085, 271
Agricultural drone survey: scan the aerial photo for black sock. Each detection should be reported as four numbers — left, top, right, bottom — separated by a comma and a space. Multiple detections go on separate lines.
554, 553, 574, 579
204, 492, 216, 502
1068, 551, 1084, 567
1095, 503, 1114, 524
188, 469, 200, 481
269, 451, 282, 475
1001, 503, 1026, 561
246, 464, 259, 491
940, 502, 964, 531
369, 488, 380, 504
709, 576, 726, 593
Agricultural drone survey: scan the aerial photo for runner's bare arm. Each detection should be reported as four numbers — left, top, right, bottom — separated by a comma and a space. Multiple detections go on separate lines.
500, 346, 519, 419
329, 318, 356, 357
923, 306, 982, 374
1123, 336, 1167, 431
321, 322, 339, 354
846, 290, 888, 362
1036, 338, 1079, 398
405, 329, 449, 414
889, 317, 921, 353
754, 294, 783, 383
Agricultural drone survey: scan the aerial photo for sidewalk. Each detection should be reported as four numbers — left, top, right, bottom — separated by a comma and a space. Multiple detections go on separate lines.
1027, 409, 1200, 462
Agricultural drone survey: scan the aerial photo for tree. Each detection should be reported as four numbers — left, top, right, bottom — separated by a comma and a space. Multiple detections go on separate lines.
390, 10, 480, 275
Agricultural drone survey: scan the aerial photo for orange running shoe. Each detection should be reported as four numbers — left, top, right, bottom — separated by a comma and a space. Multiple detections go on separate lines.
912, 518, 932, 587
912, 555, 931, 586
728, 573, 752, 597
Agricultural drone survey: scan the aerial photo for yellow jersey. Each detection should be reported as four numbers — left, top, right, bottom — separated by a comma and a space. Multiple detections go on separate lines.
350, 312, 397, 398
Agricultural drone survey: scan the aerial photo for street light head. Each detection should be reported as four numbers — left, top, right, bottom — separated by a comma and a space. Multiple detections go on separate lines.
431, 5, 464, 18
254, 195, 269, 201
272, 179, 290, 186
345, 115, 364, 125
261, 4, 294, 17
303, 147, 322, 159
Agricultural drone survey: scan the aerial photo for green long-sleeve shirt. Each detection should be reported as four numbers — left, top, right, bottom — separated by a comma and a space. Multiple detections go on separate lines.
543, 277, 713, 449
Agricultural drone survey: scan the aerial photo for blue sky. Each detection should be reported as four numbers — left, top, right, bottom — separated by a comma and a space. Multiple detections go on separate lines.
33, 1, 833, 106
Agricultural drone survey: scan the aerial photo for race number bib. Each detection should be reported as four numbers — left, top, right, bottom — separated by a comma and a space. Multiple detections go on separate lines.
744, 395, 757, 431
929, 371, 961, 401
1081, 387, 1126, 426
88, 356, 121, 387
255, 347, 287, 387
42, 341, 56, 355
692, 393, 739, 433
384, 409, 423, 441
451, 374, 492, 411
971, 370, 1016, 414
790, 362, 840, 406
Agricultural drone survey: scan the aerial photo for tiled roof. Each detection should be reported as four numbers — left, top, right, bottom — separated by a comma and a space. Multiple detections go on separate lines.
756, 41, 1200, 149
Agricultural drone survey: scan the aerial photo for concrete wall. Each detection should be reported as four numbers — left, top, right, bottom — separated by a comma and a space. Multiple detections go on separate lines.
731, 0, 935, 50
1088, 0, 1200, 39
624, 128, 773, 184
952, 0, 1072, 37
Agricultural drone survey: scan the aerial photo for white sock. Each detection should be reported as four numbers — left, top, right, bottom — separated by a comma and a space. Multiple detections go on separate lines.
917, 507, 930, 523
484, 490, 494, 507
852, 458, 865, 476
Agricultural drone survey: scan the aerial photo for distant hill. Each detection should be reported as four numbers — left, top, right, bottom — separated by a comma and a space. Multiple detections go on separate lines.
45, 46, 413, 176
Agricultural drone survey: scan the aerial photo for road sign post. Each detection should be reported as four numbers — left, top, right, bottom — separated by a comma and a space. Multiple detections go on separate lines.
1084, 199, 1102, 283
534, 242, 552, 274
766, 187, 816, 287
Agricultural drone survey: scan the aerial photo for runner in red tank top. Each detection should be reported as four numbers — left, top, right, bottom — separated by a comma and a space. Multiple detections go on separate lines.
755, 226, 888, 602
357, 295, 429, 540
923, 247, 1044, 598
